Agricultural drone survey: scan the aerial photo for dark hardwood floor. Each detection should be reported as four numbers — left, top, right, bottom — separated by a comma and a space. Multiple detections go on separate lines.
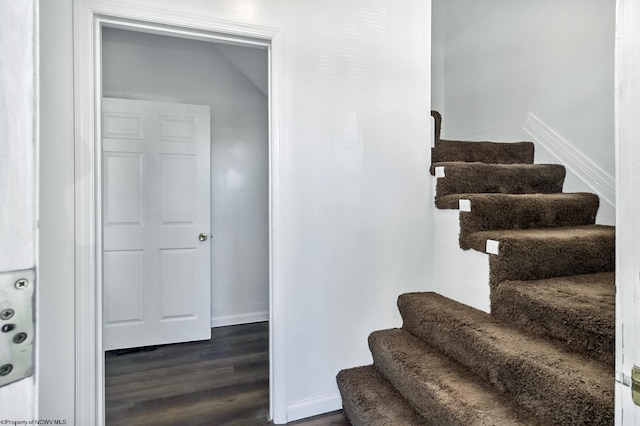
105, 322, 350, 426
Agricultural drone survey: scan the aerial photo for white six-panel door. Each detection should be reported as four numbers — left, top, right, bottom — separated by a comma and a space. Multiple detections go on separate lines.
102, 98, 211, 350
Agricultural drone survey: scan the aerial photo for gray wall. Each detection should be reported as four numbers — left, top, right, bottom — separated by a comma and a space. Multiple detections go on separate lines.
432, 0, 615, 196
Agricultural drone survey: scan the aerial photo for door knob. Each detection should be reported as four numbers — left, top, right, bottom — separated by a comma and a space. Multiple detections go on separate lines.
198, 233, 208, 241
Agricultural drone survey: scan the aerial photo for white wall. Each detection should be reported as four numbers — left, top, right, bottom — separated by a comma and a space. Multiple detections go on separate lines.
615, 0, 640, 422
39, 0, 432, 423
432, 0, 615, 223
102, 28, 270, 327
38, 0, 75, 421
0, 1, 37, 419
431, 0, 446, 117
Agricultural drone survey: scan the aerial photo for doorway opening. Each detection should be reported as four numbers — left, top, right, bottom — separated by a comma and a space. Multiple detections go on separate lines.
100, 24, 270, 423
73, 3, 286, 423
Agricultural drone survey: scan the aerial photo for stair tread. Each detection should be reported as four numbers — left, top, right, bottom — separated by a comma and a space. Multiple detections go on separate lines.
399, 292, 614, 425
369, 328, 540, 425
493, 272, 615, 365
434, 162, 566, 200
466, 224, 614, 252
431, 140, 535, 169
337, 365, 429, 426
433, 161, 562, 171
461, 191, 599, 202
437, 191, 599, 210
467, 224, 615, 254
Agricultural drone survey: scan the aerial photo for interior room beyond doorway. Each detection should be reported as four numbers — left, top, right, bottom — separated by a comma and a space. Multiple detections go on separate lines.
101, 26, 270, 339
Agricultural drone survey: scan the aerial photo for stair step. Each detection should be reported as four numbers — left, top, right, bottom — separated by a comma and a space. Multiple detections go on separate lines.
434, 163, 566, 205
369, 329, 539, 425
465, 225, 615, 284
431, 140, 535, 170
492, 272, 615, 366
457, 193, 599, 248
336, 365, 428, 426
398, 292, 614, 425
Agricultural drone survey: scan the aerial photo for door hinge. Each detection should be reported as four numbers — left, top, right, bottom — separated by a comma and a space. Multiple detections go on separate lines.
0, 268, 35, 388
617, 371, 632, 387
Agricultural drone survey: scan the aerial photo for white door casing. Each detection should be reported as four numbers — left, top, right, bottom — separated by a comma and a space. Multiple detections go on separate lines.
102, 98, 211, 350
72, 3, 285, 424
615, 0, 640, 423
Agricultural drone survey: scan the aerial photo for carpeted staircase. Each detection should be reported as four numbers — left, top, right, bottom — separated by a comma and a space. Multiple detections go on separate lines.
336, 111, 615, 425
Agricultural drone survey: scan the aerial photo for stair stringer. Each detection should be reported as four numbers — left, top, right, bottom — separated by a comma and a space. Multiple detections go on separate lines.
431, 187, 490, 313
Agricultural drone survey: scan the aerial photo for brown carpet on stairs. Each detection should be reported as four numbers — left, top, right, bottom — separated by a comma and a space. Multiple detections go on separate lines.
492, 272, 615, 366
399, 292, 614, 426
336, 112, 615, 426
369, 329, 540, 426
458, 192, 599, 234
337, 366, 428, 426
434, 162, 566, 204
435, 192, 600, 212
432, 140, 535, 166
470, 225, 616, 285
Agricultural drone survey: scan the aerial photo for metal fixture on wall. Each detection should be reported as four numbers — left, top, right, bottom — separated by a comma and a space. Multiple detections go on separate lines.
0, 269, 35, 387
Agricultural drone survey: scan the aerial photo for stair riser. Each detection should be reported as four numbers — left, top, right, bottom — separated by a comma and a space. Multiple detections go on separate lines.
398, 294, 614, 425
487, 238, 615, 285
431, 141, 534, 166
458, 195, 599, 249
492, 296, 614, 365
492, 275, 615, 366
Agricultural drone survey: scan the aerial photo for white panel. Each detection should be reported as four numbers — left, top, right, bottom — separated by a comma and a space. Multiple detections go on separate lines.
161, 154, 196, 224
459, 199, 471, 212
159, 115, 197, 142
432, 207, 491, 313
486, 240, 500, 255
38, 0, 75, 421
617, 0, 640, 423
160, 248, 196, 319
101, 98, 210, 352
0, 1, 35, 273
104, 251, 144, 324
103, 112, 144, 139
104, 153, 144, 225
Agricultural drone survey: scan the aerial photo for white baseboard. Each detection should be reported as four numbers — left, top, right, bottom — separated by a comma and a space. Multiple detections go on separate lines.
210, 310, 269, 328
286, 393, 343, 423
523, 113, 615, 208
